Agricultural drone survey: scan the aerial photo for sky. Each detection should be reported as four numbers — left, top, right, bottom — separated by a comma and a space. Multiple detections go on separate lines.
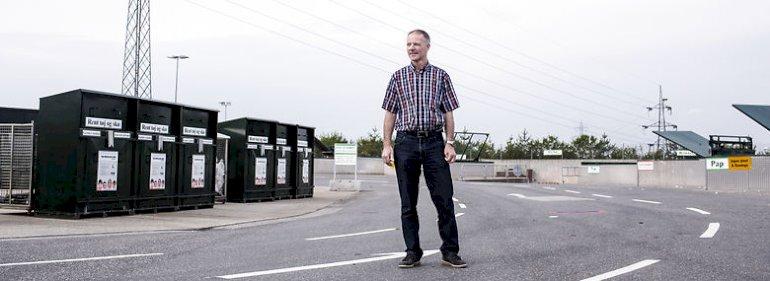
1, 0, 769, 152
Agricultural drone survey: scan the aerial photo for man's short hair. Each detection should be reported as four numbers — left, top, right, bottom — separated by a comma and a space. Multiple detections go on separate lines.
408, 29, 431, 44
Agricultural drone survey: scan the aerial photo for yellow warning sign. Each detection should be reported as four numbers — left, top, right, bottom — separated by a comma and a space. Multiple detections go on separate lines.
728, 156, 752, 171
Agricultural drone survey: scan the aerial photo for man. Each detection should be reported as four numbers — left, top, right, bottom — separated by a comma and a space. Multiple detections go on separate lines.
381, 29, 466, 269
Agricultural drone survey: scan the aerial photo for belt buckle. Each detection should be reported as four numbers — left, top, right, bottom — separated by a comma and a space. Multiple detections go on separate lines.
417, 131, 429, 138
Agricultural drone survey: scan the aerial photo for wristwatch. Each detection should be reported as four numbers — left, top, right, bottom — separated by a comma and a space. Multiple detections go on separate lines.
446, 140, 455, 147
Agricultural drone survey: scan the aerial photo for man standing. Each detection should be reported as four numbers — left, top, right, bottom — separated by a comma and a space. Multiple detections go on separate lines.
381, 29, 466, 268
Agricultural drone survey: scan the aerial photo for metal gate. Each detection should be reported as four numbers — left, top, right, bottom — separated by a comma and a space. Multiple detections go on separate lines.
0, 123, 34, 208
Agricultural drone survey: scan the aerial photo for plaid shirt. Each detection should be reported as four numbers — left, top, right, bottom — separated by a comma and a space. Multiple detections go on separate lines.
382, 63, 460, 131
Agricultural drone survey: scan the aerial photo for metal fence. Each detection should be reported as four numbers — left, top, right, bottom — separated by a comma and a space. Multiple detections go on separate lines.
0, 123, 34, 208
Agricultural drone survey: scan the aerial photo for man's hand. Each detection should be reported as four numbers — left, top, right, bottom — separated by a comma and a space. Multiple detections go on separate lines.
444, 144, 456, 163
382, 144, 394, 166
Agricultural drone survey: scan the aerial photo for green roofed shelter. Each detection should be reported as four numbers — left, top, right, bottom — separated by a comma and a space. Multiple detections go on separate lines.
733, 104, 770, 132
653, 131, 712, 157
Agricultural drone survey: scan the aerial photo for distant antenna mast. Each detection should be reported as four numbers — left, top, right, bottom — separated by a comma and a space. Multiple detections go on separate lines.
642, 85, 677, 157
121, 0, 152, 99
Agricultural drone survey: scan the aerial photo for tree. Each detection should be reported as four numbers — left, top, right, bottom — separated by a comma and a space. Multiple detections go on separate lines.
500, 130, 532, 159
570, 134, 614, 159
356, 128, 383, 157
610, 146, 639, 159
316, 131, 349, 157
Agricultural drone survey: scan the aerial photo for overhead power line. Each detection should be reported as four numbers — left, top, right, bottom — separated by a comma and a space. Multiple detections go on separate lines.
184, 0, 648, 145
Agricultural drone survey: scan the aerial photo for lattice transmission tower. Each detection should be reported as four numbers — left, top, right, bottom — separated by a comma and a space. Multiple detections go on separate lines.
121, 0, 152, 99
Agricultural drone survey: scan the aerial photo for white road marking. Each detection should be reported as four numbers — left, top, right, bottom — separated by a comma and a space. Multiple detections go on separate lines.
580, 259, 660, 281
0, 253, 164, 267
564, 190, 581, 194
513, 184, 529, 188
592, 194, 613, 198
305, 228, 398, 241
452, 197, 459, 202
455, 213, 465, 218
632, 199, 662, 204
217, 250, 441, 279
543, 186, 556, 190
507, 193, 527, 198
686, 207, 711, 215
700, 223, 720, 238
549, 216, 559, 218
0, 231, 189, 242
458, 203, 467, 209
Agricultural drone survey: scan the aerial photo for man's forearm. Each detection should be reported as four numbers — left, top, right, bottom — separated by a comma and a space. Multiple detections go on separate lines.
444, 111, 455, 141
383, 111, 396, 146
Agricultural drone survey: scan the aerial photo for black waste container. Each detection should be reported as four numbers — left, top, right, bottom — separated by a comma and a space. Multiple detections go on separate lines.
132, 100, 178, 211
218, 118, 277, 202
177, 106, 217, 208
273, 123, 294, 199
34, 89, 134, 218
294, 125, 315, 198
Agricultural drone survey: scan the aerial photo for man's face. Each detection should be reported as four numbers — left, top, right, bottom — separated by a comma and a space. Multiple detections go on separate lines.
407, 33, 429, 62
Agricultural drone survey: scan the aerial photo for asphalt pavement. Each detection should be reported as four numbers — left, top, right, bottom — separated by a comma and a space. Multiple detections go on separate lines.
1, 174, 769, 280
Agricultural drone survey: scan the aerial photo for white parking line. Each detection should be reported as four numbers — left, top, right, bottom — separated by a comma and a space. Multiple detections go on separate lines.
632, 199, 661, 204
700, 223, 720, 238
0, 253, 164, 267
564, 190, 581, 194
543, 186, 556, 190
452, 197, 459, 202
592, 194, 613, 198
305, 228, 398, 241
686, 207, 711, 215
507, 193, 527, 198
455, 213, 465, 218
458, 203, 467, 209
217, 250, 441, 279
580, 259, 660, 281
549, 216, 559, 219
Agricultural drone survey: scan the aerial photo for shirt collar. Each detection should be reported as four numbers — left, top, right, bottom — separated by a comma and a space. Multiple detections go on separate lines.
409, 61, 432, 74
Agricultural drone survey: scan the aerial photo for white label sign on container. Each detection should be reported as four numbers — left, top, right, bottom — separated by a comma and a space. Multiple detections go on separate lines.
149, 153, 166, 190
255, 157, 267, 186
706, 158, 729, 170
587, 166, 601, 174
96, 151, 118, 191
183, 126, 207, 137
302, 159, 310, 184
140, 123, 169, 134
277, 159, 287, 184
191, 154, 206, 188
277, 138, 287, 145
298, 140, 309, 147
248, 135, 269, 144
637, 161, 655, 171
81, 129, 101, 137
85, 117, 123, 130
114, 132, 132, 139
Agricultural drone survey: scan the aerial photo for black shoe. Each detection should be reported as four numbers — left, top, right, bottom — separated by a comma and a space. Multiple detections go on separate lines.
399, 253, 421, 268
441, 253, 467, 268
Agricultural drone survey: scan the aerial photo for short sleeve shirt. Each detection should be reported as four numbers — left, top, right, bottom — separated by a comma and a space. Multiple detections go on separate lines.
382, 63, 460, 131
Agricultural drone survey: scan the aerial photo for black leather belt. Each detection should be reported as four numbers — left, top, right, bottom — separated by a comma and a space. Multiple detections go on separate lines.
399, 130, 443, 138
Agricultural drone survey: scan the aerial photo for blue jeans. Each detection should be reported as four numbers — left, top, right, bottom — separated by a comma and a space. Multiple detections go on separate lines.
394, 131, 459, 257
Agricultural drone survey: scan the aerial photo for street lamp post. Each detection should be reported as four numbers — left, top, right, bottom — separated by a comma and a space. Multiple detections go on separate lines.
168, 55, 189, 103
219, 101, 232, 120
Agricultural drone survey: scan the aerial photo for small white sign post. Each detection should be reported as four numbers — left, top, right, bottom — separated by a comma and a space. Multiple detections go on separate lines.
333, 143, 358, 182
543, 149, 563, 158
